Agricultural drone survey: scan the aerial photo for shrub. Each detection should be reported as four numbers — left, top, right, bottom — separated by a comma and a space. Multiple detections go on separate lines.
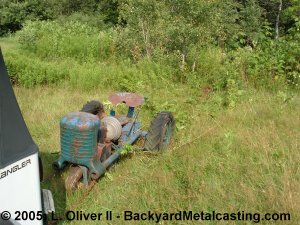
4, 50, 69, 87
4, 49, 173, 92
17, 20, 116, 62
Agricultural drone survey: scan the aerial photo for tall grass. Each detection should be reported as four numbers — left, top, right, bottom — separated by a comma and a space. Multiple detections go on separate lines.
13, 86, 300, 224
4, 49, 174, 92
17, 20, 115, 61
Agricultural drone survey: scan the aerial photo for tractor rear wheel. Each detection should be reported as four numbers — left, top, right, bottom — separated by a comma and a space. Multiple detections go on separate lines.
144, 111, 175, 151
65, 166, 83, 192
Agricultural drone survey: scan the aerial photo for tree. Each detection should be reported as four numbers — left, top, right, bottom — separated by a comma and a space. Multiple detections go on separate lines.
0, 0, 56, 36
257, 0, 293, 37
275, 0, 283, 38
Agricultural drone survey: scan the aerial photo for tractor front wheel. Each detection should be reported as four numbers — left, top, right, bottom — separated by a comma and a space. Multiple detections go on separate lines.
144, 111, 175, 151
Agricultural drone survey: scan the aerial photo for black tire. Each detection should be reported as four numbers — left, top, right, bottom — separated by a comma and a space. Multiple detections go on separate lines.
65, 166, 83, 192
144, 111, 175, 151
80, 100, 104, 115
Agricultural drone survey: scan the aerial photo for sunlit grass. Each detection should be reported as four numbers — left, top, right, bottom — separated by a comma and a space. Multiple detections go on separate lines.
4, 33, 299, 224
13, 85, 300, 225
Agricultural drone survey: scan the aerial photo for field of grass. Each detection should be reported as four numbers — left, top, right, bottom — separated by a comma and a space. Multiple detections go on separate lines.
1, 35, 299, 225
12, 85, 299, 225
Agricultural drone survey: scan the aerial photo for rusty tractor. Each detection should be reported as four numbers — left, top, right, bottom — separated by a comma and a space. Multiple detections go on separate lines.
53, 92, 175, 191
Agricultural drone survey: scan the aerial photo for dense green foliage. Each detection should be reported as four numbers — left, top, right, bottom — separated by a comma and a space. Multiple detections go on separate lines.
0, 0, 118, 35
1, 0, 299, 93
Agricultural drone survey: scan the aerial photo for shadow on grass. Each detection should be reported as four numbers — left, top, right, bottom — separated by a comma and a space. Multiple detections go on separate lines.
40, 151, 66, 225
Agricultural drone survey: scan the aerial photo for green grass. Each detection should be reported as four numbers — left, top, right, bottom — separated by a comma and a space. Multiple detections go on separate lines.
12, 86, 299, 225
2, 36, 299, 224
0, 36, 19, 50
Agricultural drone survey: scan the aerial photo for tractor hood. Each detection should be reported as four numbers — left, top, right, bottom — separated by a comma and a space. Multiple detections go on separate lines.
0, 49, 38, 169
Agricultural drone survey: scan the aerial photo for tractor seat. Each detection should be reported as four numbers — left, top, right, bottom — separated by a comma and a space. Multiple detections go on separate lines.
115, 115, 130, 126
108, 92, 144, 107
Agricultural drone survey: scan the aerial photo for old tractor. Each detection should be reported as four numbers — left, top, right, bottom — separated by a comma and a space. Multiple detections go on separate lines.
53, 92, 175, 191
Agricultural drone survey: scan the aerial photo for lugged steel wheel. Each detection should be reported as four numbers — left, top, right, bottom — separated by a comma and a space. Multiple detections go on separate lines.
144, 111, 175, 151
65, 166, 83, 192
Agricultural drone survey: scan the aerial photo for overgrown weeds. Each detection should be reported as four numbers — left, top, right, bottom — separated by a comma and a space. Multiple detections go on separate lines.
13, 86, 300, 224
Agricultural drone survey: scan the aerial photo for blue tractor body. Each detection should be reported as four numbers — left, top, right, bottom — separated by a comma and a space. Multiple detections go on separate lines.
53, 92, 174, 191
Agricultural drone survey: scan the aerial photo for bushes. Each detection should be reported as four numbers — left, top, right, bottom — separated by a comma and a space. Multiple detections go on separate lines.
4, 49, 172, 91
0, 0, 119, 36
68, 58, 174, 92
0, 0, 56, 36
17, 20, 116, 62
225, 38, 299, 90
5, 50, 69, 86
7, 34, 297, 95
186, 47, 228, 90
1, 1, 299, 91
6, 16, 298, 95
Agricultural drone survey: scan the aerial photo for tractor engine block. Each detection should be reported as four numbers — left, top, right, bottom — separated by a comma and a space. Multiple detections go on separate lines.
53, 112, 106, 179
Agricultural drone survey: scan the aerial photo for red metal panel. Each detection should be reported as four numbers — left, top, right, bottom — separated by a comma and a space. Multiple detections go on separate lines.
108, 92, 144, 107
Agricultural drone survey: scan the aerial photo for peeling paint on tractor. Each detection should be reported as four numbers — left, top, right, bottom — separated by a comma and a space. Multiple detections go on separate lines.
53, 93, 174, 192
54, 112, 101, 173
119, 121, 142, 145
